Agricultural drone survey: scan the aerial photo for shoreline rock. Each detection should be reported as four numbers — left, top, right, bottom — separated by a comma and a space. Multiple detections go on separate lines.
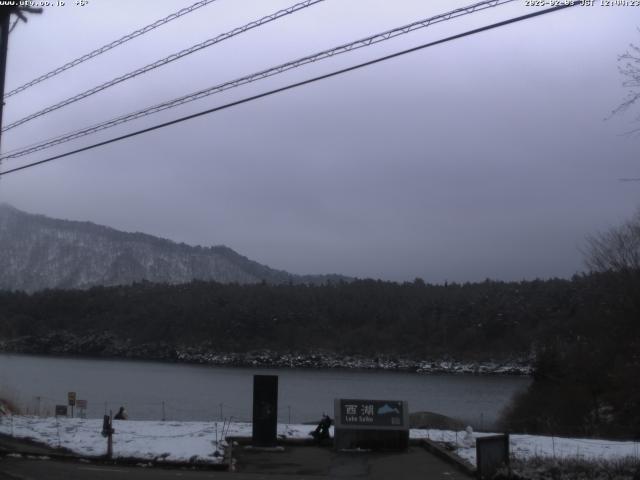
0, 332, 533, 376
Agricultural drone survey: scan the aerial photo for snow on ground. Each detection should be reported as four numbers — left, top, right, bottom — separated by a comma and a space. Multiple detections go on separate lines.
1, 416, 639, 466
0, 416, 318, 464
413, 429, 640, 466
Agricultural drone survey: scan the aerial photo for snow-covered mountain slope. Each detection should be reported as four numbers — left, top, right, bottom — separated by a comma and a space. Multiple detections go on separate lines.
0, 204, 346, 292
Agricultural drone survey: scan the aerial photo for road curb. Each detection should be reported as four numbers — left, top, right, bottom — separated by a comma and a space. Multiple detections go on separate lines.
420, 439, 476, 477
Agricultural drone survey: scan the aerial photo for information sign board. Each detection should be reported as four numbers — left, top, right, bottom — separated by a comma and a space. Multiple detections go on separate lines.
55, 405, 68, 416
67, 391, 76, 407
334, 398, 409, 451
339, 399, 405, 427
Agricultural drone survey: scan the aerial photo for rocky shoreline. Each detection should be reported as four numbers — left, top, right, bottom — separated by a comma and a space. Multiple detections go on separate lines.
0, 331, 533, 376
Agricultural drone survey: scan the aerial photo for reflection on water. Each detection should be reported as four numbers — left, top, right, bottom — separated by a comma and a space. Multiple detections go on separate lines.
0, 354, 530, 428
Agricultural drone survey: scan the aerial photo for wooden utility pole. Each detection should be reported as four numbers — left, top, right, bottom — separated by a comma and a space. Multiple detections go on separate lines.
0, 8, 11, 152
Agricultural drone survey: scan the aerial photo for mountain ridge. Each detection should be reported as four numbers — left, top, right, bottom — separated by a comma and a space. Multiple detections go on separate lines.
0, 203, 349, 292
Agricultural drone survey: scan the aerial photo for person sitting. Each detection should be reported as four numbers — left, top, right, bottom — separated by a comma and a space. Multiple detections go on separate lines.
114, 406, 128, 420
310, 413, 332, 441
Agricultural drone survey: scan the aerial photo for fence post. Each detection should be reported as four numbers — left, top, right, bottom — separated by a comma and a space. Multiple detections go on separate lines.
549, 419, 556, 458
107, 410, 113, 459
162, 401, 166, 421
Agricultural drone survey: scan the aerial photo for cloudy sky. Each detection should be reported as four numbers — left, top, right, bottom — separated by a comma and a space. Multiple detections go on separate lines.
0, 0, 638, 282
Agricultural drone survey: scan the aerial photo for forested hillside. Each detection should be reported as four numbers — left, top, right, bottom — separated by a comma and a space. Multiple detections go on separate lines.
0, 270, 638, 437
0, 272, 629, 359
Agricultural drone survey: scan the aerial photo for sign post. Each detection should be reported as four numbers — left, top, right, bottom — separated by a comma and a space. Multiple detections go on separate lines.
67, 392, 76, 418
55, 405, 68, 417
102, 411, 114, 459
334, 398, 409, 451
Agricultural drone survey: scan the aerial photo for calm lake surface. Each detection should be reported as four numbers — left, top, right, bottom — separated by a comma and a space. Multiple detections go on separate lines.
0, 354, 530, 428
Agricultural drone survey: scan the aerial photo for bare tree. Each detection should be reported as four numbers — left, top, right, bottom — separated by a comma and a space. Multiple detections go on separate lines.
585, 210, 640, 273
612, 38, 640, 122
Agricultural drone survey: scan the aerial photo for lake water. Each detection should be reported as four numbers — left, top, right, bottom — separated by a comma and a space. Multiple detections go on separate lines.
0, 354, 530, 428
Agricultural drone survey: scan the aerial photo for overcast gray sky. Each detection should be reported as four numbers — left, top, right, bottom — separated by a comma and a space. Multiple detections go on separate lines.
0, 0, 638, 283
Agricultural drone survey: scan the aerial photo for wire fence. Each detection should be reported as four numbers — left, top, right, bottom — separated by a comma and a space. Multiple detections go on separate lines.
11, 395, 311, 425
11, 397, 597, 434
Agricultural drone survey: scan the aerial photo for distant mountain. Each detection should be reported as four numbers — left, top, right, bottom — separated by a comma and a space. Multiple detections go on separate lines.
0, 204, 349, 292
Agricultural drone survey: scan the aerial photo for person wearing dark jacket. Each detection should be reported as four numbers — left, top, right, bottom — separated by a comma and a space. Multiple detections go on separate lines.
114, 406, 128, 420
310, 413, 332, 441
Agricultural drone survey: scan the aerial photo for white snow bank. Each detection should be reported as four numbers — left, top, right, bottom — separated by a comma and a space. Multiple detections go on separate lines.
1, 416, 638, 466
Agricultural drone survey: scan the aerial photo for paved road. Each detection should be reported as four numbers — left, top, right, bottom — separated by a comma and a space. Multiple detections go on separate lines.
234, 445, 471, 480
0, 434, 70, 457
2, 457, 262, 480
1, 446, 472, 480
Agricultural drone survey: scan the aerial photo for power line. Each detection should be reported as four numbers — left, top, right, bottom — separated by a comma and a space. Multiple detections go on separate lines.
0, 3, 579, 178
3, 0, 220, 99
1, 0, 325, 132
0, 0, 516, 162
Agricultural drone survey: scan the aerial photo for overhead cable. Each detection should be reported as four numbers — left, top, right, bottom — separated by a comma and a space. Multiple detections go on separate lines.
1, 0, 516, 161
0, 3, 580, 178
1, 0, 325, 132
4, 0, 220, 99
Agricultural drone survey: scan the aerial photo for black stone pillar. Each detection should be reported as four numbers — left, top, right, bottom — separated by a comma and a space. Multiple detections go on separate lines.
252, 375, 278, 446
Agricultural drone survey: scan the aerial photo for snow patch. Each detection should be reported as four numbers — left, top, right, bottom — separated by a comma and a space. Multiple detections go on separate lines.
1, 416, 638, 466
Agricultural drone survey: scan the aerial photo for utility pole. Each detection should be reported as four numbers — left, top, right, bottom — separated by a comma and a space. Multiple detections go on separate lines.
0, 8, 11, 152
